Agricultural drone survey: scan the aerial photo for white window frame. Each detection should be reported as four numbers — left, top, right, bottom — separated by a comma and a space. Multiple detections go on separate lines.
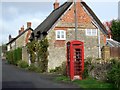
86, 29, 97, 36
56, 30, 66, 40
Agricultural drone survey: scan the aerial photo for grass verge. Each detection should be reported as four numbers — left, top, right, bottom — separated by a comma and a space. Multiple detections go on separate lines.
55, 76, 115, 89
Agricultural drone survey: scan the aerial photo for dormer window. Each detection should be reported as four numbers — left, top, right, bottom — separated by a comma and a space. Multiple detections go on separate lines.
56, 30, 66, 40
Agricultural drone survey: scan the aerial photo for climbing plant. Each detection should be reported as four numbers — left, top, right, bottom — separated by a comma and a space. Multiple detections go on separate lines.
38, 38, 49, 72
27, 37, 49, 72
27, 40, 37, 63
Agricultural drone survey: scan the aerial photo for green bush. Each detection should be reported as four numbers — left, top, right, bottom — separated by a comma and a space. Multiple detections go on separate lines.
6, 50, 14, 64
27, 38, 49, 73
82, 61, 89, 79
6, 48, 22, 65
107, 59, 120, 89
50, 62, 67, 75
17, 60, 29, 68
35, 67, 42, 73
28, 64, 37, 71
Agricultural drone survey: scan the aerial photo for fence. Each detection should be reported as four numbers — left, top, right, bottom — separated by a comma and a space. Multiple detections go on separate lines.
101, 46, 120, 60
110, 47, 120, 58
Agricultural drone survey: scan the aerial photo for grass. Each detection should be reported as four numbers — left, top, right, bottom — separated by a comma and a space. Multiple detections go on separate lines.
73, 78, 115, 88
55, 76, 115, 89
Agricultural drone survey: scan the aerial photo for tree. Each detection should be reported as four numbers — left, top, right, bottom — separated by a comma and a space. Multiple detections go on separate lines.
111, 20, 120, 42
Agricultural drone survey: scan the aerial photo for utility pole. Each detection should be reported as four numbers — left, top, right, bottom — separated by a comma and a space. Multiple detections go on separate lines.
74, 0, 78, 40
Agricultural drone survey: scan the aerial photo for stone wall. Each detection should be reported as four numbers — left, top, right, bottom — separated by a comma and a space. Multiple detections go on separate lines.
16, 32, 27, 48
66, 28, 99, 58
47, 27, 105, 71
47, 29, 66, 71
22, 46, 29, 64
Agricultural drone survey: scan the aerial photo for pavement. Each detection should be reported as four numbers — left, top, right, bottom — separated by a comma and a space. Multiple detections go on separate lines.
2, 60, 80, 89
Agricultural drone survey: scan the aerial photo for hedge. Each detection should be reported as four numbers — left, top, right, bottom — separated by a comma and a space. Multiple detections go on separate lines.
107, 59, 120, 89
6, 48, 22, 65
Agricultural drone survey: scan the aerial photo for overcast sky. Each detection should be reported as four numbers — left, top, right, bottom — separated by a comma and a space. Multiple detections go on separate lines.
0, 0, 119, 45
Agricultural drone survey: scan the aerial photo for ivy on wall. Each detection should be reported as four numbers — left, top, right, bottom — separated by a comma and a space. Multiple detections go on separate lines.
27, 38, 49, 72
27, 40, 37, 63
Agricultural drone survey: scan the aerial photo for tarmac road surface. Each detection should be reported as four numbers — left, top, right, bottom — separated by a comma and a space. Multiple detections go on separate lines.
2, 60, 80, 89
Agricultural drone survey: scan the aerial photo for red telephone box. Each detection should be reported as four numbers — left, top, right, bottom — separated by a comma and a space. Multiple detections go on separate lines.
66, 40, 84, 80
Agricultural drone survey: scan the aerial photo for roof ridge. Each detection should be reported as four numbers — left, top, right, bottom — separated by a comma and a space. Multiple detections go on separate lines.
6, 28, 33, 45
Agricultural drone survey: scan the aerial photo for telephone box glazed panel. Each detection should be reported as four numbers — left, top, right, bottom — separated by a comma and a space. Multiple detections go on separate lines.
67, 40, 84, 80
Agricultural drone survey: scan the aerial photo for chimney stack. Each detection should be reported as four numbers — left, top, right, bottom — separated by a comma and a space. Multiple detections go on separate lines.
27, 22, 31, 28
9, 35, 11, 41
19, 30, 21, 34
21, 25, 24, 32
53, 0, 59, 9
76, 0, 81, 2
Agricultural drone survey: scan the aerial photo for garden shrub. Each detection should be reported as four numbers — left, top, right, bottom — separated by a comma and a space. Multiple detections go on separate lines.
28, 64, 37, 71
107, 58, 120, 89
82, 61, 89, 79
6, 50, 14, 64
27, 41, 37, 63
82, 57, 93, 79
6, 48, 22, 65
17, 60, 29, 68
27, 38, 49, 73
38, 38, 49, 72
50, 61, 67, 75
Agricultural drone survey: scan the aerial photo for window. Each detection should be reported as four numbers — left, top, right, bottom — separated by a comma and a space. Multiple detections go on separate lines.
86, 29, 97, 36
56, 30, 66, 40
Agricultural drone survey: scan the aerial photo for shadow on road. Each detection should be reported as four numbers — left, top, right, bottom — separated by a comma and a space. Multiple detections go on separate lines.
2, 81, 35, 88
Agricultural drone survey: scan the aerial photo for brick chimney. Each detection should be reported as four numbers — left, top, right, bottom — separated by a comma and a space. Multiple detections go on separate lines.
20, 25, 24, 32
27, 22, 31, 28
53, 0, 59, 9
76, 0, 81, 2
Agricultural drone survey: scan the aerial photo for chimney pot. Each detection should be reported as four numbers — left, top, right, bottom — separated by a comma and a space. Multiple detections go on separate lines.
53, 0, 59, 9
27, 22, 31, 28
21, 25, 24, 32
9, 35, 11, 41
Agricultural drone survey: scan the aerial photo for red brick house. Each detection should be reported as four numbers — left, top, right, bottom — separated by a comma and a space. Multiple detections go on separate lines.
30, 1, 108, 70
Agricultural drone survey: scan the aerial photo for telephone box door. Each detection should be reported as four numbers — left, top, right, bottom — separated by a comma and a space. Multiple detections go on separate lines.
67, 40, 84, 80
73, 45, 83, 80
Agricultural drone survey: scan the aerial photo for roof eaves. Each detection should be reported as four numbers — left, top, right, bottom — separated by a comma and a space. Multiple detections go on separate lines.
32, 2, 73, 37
81, 2, 108, 36
6, 28, 33, 45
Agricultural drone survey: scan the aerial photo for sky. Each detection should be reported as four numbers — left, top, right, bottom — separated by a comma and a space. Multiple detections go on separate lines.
118, 1, 120, 20
0, 0, 119, 45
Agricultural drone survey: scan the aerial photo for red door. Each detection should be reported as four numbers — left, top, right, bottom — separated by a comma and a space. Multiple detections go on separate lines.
73, 45, 83, 80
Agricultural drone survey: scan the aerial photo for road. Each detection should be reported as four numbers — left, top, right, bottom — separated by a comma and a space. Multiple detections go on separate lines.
2, 60, 80, 89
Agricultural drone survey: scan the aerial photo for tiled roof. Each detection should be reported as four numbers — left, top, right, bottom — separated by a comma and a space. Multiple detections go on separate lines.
81, 2, 108, 36
6, 28, 33, 45
30, 1, 108, 40
30, 2, 72, 39
106, 39, 120, 47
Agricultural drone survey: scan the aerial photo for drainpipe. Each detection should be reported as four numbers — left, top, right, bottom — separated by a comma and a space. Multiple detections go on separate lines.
92, 21, 101, 58
97, 29, 101, 58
